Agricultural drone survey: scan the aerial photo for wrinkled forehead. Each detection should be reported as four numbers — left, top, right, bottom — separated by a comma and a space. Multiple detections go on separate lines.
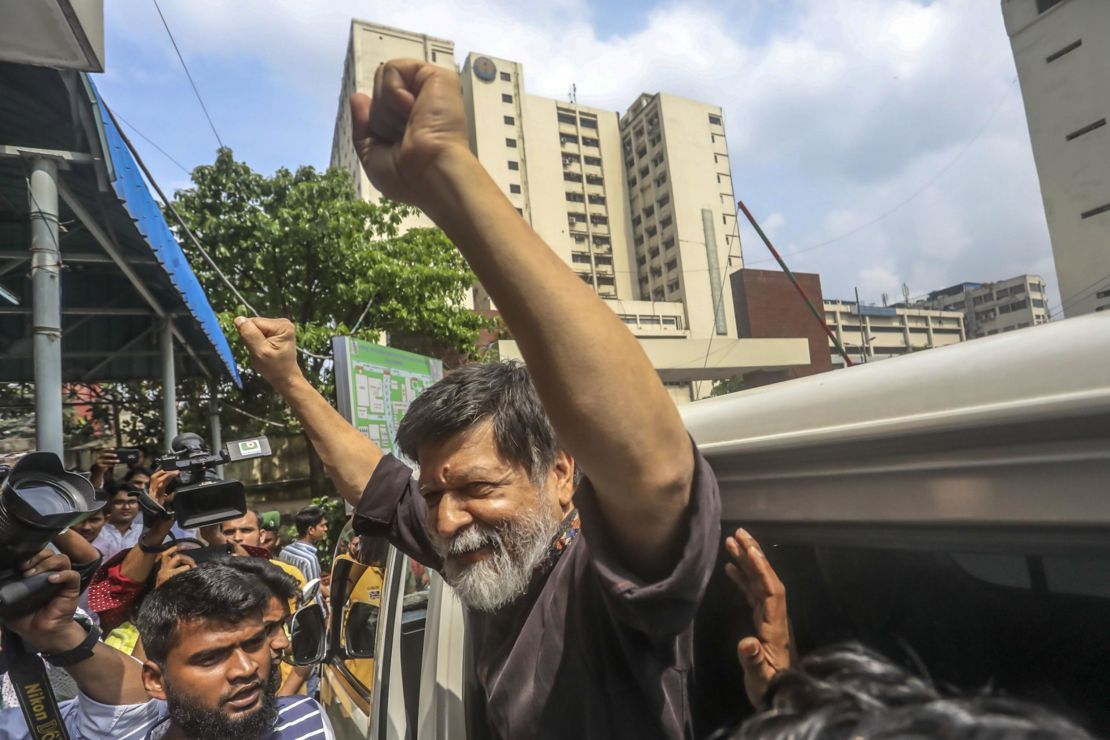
167, 614, 264, 660
417, 422, 520, 490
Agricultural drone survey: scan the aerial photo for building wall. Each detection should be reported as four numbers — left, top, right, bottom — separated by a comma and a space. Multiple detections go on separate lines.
620, 93, 741, 340
922, 274, 1051, 336
824, 301, 965, 368
330, 21, 455, 230
731, 269, 832, 386
1003, 0, 1110, 316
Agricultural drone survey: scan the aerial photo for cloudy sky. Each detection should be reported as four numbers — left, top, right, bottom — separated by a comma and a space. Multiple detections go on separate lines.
95, 0, 1061, 312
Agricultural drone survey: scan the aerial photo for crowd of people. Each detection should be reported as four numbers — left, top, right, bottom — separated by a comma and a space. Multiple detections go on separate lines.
0, 56, 1096, 739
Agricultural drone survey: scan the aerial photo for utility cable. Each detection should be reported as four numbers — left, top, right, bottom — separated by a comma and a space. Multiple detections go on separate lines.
151, 0, 225, 149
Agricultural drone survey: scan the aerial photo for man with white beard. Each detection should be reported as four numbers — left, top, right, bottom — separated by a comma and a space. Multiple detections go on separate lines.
235, 58, 721, 740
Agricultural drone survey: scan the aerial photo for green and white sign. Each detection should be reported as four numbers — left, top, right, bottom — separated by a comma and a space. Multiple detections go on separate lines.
332, 337, 444, 461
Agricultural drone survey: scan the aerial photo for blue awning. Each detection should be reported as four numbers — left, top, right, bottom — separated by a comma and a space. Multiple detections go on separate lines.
88, 77, 242, 387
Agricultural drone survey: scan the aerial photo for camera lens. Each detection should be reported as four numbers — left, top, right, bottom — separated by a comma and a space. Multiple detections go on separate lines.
11, 481, 76, 517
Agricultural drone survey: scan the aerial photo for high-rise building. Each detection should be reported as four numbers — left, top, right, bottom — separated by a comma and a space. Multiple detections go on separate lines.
331, 20, 809, 401
1002, 0, 1110, 316
919, 275, 1051, 337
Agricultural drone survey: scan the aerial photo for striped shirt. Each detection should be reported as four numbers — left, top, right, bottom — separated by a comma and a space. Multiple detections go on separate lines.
278, 541, 322, 583
124, 695, 334, 740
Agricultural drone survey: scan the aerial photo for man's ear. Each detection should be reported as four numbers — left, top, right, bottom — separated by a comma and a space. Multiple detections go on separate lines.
143, 660, 167, 701
551, 450, 576, 511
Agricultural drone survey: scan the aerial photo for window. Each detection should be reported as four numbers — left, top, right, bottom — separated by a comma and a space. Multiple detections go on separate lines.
667, 279, 680, 293
996, 287, 1010, 299
558, 112, 577, 125
643, 205, 655, 218
999, 303, 1012, 315
632, 215, 642, 227
508, 160, 520, 171
500, 71, 511, 81
1010, 299, 1028, 311
634, 235, 644, 247
625, 158, 635, 171
572, 252, 591, 264
663, 237, 675, 250
584, 156, 602, 166
588, 194, 606, 205
652, 287, 665, 300
657, 193, 671, 208
515, 207, 523, 216
628, 176, 637, 189
646, 225, 658, 237
568, 212, 585, 225
1097, 289, 1110, 300
636, 256, 646, 267
649, 246, 660, 259
1018, 322, 1030, 329
560, 134, 579, 145
502, 94, 513, 103
1037, 0, 1065, 12
660, 215, 673, 229
506, 138, 518, 148
708, 114, 722, 126
636, 145, 648, 158
586, 174, 604, 185
566, 192, 585, 203
1046, 39, 1082, 64
665, 258, 678, 272
639, 166, 650, 179
504, 115, 515, 125
580, 117, 598, 129
593, 236, 610, 247
578, 273, 593, 284
652, 153, 665, 167
650, 266, 662, 277
635, 128, 645, 140
509, 184, 521, 194
582, 137, 599, 147
1067, 118, 1106, 142
655, 174, 668, 187
649, 134, 661, 147
564, 172, 582, 183
590, 215, 609, 225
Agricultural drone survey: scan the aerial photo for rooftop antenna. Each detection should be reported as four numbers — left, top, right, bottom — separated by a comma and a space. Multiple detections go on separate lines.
882, 292, 889, 307
569, 83, 577, 105
902, 283, 911, 305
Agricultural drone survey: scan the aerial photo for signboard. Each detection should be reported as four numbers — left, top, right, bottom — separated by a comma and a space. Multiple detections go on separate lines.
332, 337, 444, 462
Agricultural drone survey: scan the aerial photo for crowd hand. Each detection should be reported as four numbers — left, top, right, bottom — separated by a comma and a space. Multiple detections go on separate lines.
143, 469, 180, 541
89, 449, 119, 488
6, 549, 83, 653
725, 528, 792, 708
154, 547, 195, 589
234, 317, 303, 391
350, 59, 470, 208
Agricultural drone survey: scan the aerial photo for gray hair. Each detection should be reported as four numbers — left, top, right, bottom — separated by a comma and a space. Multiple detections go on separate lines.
396, 361, 558, 485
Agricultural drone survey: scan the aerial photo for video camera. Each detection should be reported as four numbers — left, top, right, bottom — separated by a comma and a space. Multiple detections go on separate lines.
149, 433, 272, 529
0, 454, 103, 625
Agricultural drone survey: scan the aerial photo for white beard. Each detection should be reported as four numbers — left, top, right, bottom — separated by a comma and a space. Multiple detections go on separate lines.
432, 504, 559, 613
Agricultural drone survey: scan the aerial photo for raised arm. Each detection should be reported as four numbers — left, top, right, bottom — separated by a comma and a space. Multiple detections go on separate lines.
234, 317, 383, 506
352, 60, 694, 575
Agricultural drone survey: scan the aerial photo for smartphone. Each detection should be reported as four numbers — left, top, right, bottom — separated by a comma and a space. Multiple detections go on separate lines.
114, 448, 142, 466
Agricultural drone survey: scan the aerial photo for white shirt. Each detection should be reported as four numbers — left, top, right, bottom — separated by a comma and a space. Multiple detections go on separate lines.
0, 691, 161, 740
91, 521, 142, 562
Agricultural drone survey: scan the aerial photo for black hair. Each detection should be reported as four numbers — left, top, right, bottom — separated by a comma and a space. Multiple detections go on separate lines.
135, 562, 269, 666
734, 643, 1091, 739
294, 505, 326, 537
215, 556, 298, 608
396, 361, 558, 484
124, 465, 153, 481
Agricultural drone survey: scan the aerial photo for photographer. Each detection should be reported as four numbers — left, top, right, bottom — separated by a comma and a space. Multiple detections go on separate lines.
0, 548, 159, 737
130, 563, 333, 739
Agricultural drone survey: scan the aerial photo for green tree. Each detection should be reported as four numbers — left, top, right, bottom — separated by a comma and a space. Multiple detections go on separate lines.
164, 148, 490, 495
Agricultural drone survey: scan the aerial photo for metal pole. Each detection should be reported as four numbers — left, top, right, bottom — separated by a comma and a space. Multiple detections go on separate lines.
161, 318, 178, 451
29, 157, 64, 456
737, 201, 853, 366
208, 380, 224, 477
854, 287, 868, 363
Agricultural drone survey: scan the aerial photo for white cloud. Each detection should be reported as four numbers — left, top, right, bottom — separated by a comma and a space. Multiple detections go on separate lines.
103, 0, 1057, 308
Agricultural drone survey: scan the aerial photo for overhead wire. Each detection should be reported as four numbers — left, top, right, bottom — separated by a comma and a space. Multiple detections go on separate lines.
111, 112, 192, 176
151, 0, 225, 150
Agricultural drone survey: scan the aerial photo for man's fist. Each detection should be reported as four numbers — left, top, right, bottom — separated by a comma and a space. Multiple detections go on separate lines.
351, 59, 471, 207
235, 316, 303, 390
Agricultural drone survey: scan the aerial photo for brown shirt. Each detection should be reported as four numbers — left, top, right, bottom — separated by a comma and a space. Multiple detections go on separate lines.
352, 441, 721, 739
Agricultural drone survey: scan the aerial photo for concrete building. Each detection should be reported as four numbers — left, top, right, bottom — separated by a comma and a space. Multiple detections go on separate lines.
824, 301, 966, 368
330, 20, 809, 401
920, 275, 1051, 337
1002, 0, 1110, 316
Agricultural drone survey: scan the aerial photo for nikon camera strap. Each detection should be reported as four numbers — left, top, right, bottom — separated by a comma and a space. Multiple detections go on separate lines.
1, 629, 70, 740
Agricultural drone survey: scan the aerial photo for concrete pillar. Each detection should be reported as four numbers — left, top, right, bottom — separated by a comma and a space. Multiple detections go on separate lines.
161, 318, 178, 451
925, 314, 935, 348
29, 158, 63, 457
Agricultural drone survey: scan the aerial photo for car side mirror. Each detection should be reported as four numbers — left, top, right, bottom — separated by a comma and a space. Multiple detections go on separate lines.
343, 601, 378, 659
300, 577, 321, 606
287, 603, 326, 665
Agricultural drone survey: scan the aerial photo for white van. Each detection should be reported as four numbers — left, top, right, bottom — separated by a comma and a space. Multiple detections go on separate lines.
319, 313, 1110, 738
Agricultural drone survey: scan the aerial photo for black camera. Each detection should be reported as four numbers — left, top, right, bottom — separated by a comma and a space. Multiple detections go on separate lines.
0, 454, 103, 624
151, 433, 271, 529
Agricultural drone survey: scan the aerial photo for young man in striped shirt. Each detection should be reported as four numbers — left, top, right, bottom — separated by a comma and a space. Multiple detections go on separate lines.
277, 506, 327, 584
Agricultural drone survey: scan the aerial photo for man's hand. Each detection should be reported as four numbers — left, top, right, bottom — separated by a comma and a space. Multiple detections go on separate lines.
154, 547, 196, 589
350, 59, 471, 208
6, 549, 85, 654
140, 469, 180, 545
725, 528, 792, 708
235, 316, 304, 392
89, 449, 119, 488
